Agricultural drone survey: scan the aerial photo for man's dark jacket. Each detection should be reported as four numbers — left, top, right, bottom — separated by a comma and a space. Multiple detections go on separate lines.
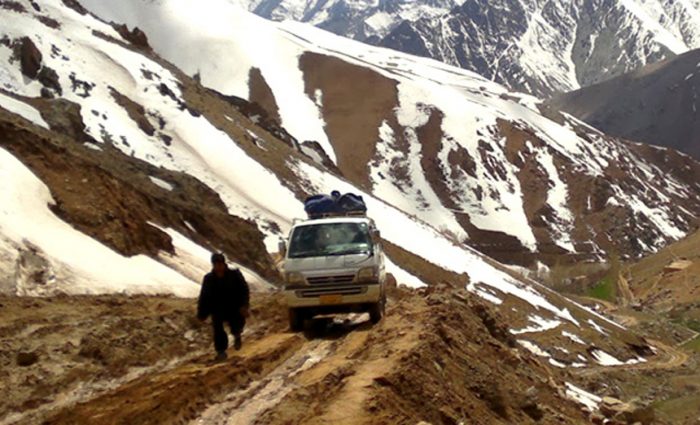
197, 268, 250, 320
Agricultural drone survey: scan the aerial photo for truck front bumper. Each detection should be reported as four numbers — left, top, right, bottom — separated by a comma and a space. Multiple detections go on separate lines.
284, 283, 382, 308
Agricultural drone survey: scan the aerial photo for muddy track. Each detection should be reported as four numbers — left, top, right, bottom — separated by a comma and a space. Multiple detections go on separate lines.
570, 297, 690, 376
6, 289, 602, 424
43, 297, 425, 425
46, 333, 306, 425
575, 339, 689, 378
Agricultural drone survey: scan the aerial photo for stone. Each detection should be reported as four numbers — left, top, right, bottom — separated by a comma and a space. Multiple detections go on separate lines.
19, 37, 42, 79
17, 351, 39, 367
37, 66, 62, 95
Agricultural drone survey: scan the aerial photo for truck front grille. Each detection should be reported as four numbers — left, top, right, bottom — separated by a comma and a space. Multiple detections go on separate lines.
306, 274, 355, 285
298, 286, 365, 298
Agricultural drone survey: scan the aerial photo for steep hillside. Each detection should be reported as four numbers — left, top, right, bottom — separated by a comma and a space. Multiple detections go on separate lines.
81, 0, 700, 267
549, 48, 700, 159
565, 229, 700, 425
628, 228, 700, 310
236, 0, 700, 97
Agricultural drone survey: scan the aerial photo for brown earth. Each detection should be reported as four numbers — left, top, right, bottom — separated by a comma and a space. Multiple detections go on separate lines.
627, 229, 700, 309
300, 52, 398, 189
248, 67, 282, 125
0, 294, 211, 424
2, 286, 603, 425
568, 300, 700, 425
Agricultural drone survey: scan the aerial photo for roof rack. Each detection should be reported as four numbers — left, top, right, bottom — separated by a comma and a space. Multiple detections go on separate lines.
308, 210, 367, 219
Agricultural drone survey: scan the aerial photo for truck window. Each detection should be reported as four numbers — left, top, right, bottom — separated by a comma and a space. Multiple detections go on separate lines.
288, 222, 372, 258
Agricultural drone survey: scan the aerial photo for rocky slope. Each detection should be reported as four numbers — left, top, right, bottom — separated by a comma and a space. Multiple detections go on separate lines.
549, 48, 700, 159
555, 228, 700, 425
81, 0, 700, 267
628, 228, 700, 311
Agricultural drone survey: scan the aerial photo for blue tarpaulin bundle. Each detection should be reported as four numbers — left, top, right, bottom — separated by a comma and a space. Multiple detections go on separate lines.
304, 191, 367, 218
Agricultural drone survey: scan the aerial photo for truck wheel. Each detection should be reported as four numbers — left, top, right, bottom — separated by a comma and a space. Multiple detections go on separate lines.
369, 301, 383, 324
288, 308, 304, 332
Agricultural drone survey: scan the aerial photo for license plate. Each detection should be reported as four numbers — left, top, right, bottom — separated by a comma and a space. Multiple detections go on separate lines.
319, 294, 343, 305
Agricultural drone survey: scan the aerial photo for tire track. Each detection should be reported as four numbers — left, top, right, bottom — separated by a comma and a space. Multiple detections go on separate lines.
43, 333, 305, 425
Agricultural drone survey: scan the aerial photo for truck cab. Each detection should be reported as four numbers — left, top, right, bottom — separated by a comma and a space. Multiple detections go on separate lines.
279, 215, 387, 331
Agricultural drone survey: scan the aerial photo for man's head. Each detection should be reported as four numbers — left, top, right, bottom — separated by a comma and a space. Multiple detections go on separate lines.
211, 253, 227, 276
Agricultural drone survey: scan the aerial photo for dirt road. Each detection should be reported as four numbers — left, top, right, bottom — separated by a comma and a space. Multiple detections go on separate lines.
575, 338, 689, 379
1, 288, 598, 425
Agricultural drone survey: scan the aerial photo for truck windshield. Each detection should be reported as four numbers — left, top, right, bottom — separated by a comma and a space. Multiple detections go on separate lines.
288, 222, 373, 259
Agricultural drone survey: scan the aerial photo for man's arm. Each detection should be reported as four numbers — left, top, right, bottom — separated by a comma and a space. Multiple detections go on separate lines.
236, 269, 250, 305
235, 269, 250, 316
197, 277, 211, 320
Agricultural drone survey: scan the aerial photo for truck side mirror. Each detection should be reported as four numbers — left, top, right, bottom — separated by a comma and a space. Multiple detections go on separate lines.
278, 239, 287, 256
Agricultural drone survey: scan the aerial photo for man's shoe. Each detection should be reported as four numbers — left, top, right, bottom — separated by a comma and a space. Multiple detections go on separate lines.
234, 334, 242, 351
215, 351, 228, 361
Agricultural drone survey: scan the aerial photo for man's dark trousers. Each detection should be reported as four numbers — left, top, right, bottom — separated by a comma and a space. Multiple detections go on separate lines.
213, 314, 245, 353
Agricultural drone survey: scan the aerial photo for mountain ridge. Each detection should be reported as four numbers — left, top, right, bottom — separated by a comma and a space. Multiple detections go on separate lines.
237, 0, 700, 97
548, 47, 700, 159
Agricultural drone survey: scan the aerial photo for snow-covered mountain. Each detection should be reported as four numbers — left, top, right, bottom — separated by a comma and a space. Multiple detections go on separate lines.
238, 0, 700, 97
0, 0, 698, 291
79, 0, 700, 267
548, 48, 700, 159
234, 0, 458, 43
381, 0, 700, 96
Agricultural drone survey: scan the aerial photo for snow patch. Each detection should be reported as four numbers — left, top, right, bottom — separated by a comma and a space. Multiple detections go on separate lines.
587, 319, 609, 335
149, 176, 174, 191
565, 382, 601, 412
511, 315, 562, 334
591, 349, 624, 366
517, 340, 550, 358
0, 147, 198, 297
0, 93, 49, 129
385, 257, 425, 289
562, 330, 586, 345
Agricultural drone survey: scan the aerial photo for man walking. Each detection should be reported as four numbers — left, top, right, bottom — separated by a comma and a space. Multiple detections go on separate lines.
198, 253, 250, 361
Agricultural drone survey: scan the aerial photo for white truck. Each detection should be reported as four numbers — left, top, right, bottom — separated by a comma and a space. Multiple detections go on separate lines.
278, 211, 387, 331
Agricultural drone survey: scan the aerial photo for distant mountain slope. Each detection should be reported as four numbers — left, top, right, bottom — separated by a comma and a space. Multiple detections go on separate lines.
548, 48, 700, 159
628, 228, 700, 309
234, 0, 458, 42
380, 0, 700, 97
81, 0, 700, 267
237, 0, 700, 97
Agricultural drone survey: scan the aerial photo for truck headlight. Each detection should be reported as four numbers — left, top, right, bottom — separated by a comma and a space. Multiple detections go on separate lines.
285, 272, 305, 285
357, 266, 378, 282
